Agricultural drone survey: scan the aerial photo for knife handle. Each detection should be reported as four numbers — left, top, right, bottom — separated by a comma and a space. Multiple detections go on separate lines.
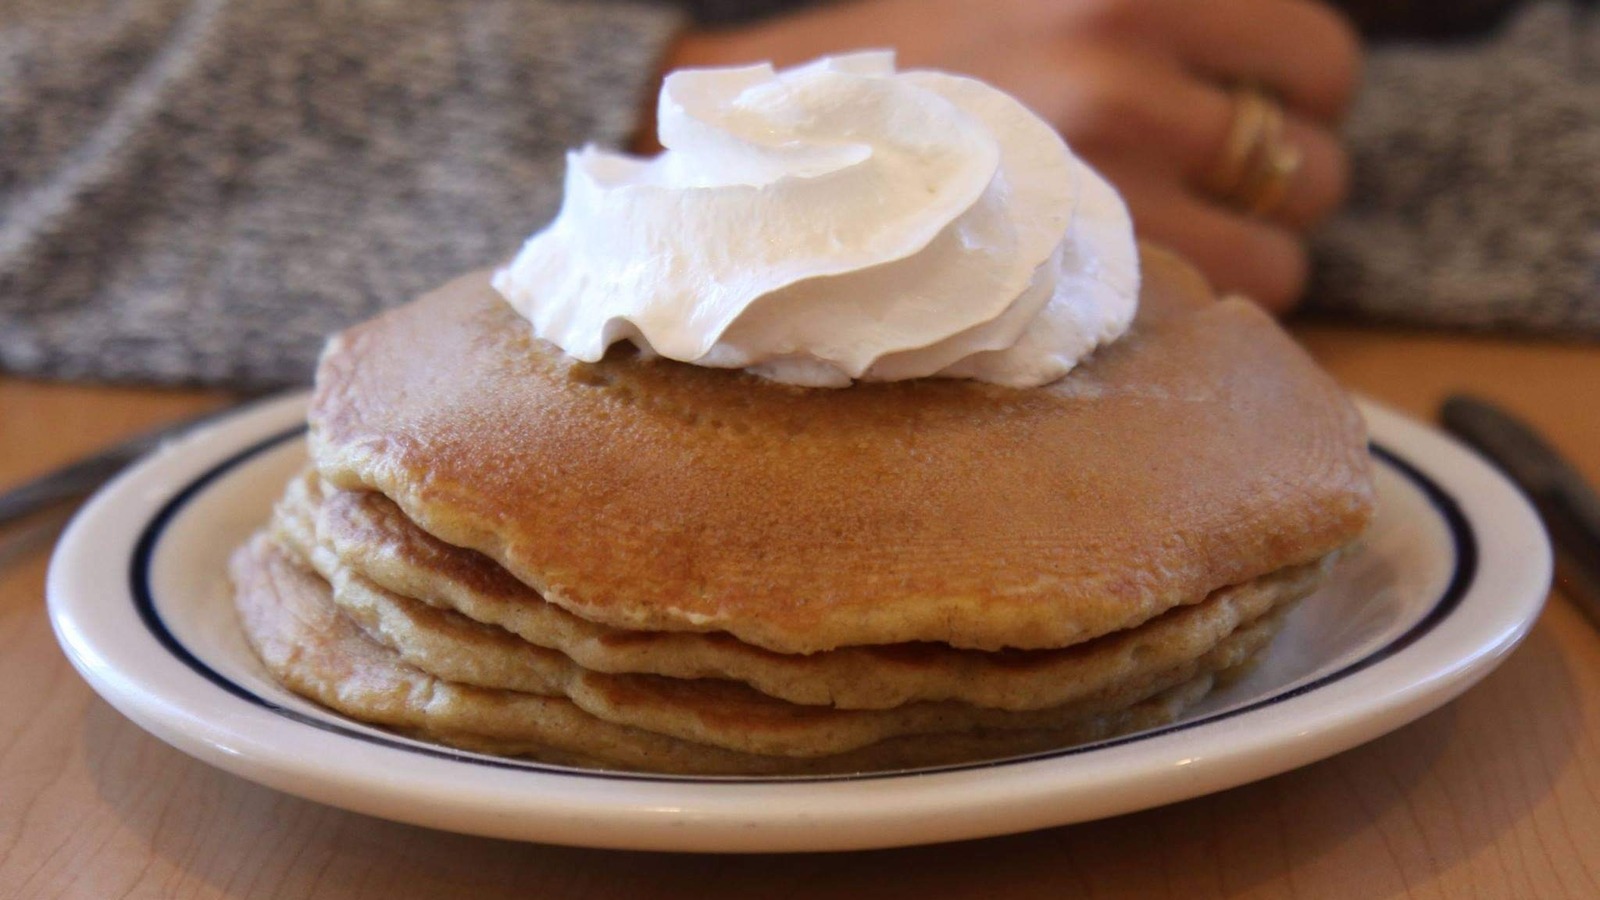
1442, 394, 1600, 629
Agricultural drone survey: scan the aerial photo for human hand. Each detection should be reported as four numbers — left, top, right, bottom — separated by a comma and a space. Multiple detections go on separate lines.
659, 0, 1361, 312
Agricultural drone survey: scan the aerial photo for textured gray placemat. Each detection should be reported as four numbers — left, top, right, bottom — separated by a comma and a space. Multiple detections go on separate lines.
1309, 1, 1600, 335
0, 0, 682, 388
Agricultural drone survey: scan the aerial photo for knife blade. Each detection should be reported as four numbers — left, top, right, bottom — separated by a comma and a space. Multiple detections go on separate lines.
0, 396, 263, 529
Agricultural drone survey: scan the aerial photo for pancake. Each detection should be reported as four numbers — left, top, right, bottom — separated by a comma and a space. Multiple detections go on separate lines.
241, 243, 1373, 772
269, 479, 1290, 757
295, 470, 1331, 712
232, 533, 1241, 774
310, 246, 1373, 655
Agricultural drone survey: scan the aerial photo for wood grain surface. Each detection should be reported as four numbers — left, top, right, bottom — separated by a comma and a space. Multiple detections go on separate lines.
2, 325, 1598, 899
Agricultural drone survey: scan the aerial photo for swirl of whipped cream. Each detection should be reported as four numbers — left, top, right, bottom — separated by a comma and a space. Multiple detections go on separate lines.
493, 51, 1139, 388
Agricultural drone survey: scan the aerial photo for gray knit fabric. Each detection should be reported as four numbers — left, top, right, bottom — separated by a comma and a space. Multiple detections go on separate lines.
1, 0, 1595, 389
1309, 1, 1600, 333
0, 0, 682, 387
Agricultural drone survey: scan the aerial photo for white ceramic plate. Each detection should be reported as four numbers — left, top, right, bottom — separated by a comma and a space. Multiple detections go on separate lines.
48, 394, 1551, 853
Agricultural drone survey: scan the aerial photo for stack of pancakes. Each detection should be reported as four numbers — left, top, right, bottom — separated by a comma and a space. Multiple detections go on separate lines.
233, 247, 1375, 775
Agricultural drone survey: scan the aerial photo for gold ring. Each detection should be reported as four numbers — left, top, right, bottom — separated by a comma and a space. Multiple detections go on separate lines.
1205, 85, 1303, 217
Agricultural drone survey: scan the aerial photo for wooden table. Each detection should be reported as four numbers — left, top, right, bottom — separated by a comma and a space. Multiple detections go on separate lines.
3, 324, 1598, 899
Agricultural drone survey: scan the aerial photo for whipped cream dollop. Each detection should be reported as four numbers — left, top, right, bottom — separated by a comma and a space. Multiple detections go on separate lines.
492, 51, 1139, 388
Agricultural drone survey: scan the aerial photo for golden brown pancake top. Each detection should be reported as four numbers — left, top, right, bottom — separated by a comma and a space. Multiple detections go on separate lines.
310, 246, 1373, 653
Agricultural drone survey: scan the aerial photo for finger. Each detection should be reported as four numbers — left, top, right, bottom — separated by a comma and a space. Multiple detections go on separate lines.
1043, 50, 1226, 171
1141, 0, 1363, 124
1056, 55, 1348, 231
1271, 108, 1349, 229
1104, 171, 1309, 312
1178, 82, 1350, 230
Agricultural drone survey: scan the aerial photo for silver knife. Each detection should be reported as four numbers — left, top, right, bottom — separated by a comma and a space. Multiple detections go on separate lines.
1441, 394, 1600, 630
0, 395, 263, 528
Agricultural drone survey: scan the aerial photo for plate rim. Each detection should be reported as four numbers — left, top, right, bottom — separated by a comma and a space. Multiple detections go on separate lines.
46, 393, 1553, 852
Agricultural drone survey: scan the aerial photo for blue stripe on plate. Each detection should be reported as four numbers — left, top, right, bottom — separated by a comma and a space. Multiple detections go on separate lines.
130, 430, 1476, 784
